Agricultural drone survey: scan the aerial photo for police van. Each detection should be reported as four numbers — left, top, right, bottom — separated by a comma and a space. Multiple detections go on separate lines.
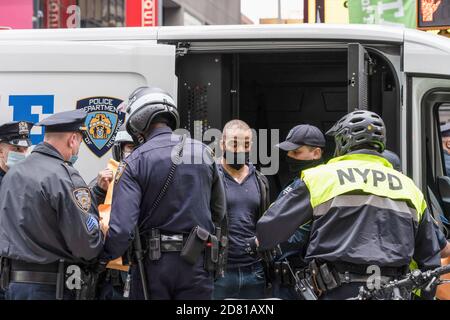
0, 24, 449, 207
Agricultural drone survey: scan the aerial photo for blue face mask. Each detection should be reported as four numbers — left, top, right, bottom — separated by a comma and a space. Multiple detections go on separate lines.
6, 151, 26, 168
69, 155, 79, 165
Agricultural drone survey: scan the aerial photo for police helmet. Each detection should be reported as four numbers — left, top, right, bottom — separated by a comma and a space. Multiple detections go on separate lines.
124, 86, 179, 145
112, 125, 134, 162
326, 110, 386, 156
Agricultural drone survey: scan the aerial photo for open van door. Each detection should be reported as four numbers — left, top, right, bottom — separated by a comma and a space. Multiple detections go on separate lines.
0, 40, 176, 181
347, 43, 372, 112
403, 30, 450, 299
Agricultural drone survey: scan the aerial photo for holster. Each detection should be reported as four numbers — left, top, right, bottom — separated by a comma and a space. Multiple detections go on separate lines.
204, 234, 219, 272
75, 267, 99, 300
0, 257, 10, 290
55, 259, 65, 300
180, 226, 209, 265
148, 229, 161, 261
281, 261, 295, 286
309, 260, 340, 293
215, 227, 228, 279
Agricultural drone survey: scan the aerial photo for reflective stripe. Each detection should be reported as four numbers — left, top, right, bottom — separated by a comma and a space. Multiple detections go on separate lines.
313, 194, 419, 222
302, 153, 427, 220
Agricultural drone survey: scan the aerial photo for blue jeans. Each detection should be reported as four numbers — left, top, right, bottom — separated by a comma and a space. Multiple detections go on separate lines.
213, 262, 267, 300
6, 282, 75, 300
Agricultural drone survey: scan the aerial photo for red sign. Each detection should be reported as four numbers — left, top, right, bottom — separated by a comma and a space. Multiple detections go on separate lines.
43, 0, 76, 28
126, 0, 159, 27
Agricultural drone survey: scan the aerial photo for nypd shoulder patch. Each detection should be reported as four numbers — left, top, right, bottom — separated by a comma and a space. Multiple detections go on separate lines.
85, 214, 99, 233
72, 188, 92, 213
115, 162, 127, 184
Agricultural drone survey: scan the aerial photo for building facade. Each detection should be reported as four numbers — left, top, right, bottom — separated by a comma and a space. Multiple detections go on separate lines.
0, 0, 241, 29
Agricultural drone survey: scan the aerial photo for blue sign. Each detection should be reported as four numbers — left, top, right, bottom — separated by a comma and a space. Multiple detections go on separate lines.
9, 95, 54, 145
76, 97, 125, 158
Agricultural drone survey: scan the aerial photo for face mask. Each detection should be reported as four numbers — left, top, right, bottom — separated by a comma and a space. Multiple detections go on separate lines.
69, 155, 79, 165
69, 134, 83, 165
123, 152, 131, 159
286, 156, 322, 177
223, 148, 250, 171
6, 151, 26, 168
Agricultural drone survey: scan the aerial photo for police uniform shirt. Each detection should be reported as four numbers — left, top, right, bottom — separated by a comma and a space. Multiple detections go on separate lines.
0, 142, 103, 264
103, 126, 226, 261
275, 177, 311, 265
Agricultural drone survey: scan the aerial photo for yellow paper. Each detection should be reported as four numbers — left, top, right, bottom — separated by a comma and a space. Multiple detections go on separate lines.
99, 159, 129, 272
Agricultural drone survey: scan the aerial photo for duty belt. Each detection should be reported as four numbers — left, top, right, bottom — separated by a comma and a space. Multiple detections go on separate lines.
8, 260, 60, 285
337, 272, 393, 285
332, 262, 408, 277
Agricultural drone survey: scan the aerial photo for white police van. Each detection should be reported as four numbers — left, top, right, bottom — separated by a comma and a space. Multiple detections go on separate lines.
0, 24, 449, 206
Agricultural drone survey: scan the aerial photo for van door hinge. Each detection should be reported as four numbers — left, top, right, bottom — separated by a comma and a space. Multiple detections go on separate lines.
176, 42, 190, 57
401, 85, 404, 106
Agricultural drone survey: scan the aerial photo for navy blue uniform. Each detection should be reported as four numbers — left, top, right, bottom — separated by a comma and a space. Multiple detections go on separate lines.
103, 127, 226, 300
0, 143, 103, 264
0, 143, 103, 300
272, 177, 311, 299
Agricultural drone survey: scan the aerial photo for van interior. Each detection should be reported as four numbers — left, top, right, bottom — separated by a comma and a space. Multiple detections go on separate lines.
175, 46, 400, 200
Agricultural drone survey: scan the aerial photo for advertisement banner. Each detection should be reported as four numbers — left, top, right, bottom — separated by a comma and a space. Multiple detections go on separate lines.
126, 0, 158, 27
43, 0, 77, 29
348, 0, 417, 28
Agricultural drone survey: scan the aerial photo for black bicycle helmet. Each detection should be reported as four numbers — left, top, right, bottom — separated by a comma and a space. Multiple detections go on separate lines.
326, 110, 386, 156
124, 86, 180, 145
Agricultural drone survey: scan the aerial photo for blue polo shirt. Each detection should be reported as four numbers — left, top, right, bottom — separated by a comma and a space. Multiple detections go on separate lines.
220, 164, 261, 267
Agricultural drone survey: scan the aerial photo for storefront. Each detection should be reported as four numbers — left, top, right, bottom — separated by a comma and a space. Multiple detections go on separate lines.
37, 0, 159, 28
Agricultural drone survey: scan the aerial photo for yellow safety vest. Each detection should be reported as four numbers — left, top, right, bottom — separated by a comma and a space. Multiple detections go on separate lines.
301, 153, 427, 222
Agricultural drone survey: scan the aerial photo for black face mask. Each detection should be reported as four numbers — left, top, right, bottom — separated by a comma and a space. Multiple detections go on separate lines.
223, 148, 250, 171
286, 156, 323, 177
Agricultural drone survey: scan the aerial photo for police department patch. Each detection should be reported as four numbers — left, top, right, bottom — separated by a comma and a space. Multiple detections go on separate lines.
72, 188, 92, 213
76, 97, 125, 158
115, 162, 127, 184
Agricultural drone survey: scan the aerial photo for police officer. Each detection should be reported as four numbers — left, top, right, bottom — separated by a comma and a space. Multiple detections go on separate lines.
101, 87, 227, 300
0, 121, 33, 184
271, 124, 325, 299
90, 125, 134, 215
0, 109, 104, 300
213, 120, 270, 300
0, 121, 33, 300
256, 110, 441, 300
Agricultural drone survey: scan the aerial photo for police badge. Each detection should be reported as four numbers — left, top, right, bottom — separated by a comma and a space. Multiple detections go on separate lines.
18, 121, 29, 136
115, 162, 127, 184
72, 188, 92, 213
76, 97, 125, 158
